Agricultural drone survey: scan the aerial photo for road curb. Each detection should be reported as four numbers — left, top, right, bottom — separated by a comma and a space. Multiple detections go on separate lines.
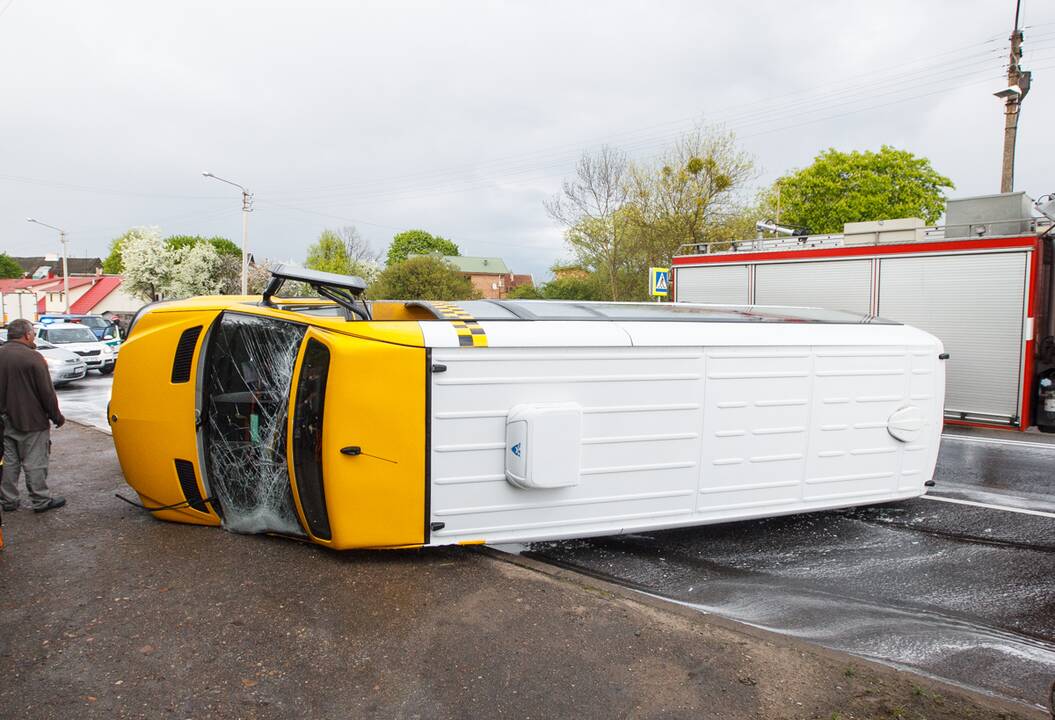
65, 417, 111, 436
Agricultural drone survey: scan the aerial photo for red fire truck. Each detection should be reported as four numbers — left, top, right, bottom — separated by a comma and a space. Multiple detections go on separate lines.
672, 192, 1055, 432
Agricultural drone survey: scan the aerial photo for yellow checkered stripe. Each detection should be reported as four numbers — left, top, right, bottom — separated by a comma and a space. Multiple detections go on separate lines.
431, 302, 488, 347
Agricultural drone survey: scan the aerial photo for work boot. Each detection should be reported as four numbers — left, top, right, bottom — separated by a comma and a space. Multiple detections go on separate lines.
33, 497, 66, 514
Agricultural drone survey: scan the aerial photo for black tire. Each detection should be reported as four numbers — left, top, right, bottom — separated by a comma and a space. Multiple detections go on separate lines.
98, 366, 115, 376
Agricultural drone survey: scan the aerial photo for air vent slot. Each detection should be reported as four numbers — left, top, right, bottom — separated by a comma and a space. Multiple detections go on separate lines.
174, 459, 208, 513
171, 326, 203, 383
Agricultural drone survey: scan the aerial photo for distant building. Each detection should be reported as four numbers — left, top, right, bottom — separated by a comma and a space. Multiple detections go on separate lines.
0, 275, 142, 322
443, 256, 534, 299
11, 256, 104, 279
411, 254, 534, 299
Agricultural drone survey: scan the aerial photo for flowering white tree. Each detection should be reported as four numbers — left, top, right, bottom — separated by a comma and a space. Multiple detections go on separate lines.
119, 227, 170, 301
350, 258, 382, 285
246, 258, 276, 295
165, 242, 224, 298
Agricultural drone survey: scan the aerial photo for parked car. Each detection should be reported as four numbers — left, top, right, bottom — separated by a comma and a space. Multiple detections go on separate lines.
0, 329, 87, 386
36, 338, 88, 386
35, 322, 116, 374
38, 313, 122, 351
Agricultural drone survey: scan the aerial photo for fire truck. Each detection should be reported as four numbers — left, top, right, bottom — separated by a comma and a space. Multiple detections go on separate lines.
672, 192, 1055, 432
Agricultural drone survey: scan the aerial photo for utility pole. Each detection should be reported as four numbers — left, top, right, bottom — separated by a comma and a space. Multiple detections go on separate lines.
60, 229, 69, 312
203, 172, 254, 294
241, 188, 252, 295
997, 0, 1032, 193
26, 218, 71, 313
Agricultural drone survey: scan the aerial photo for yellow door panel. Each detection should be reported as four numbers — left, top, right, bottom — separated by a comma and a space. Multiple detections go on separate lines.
303, 331, 426, 548
110, 308, 221, 526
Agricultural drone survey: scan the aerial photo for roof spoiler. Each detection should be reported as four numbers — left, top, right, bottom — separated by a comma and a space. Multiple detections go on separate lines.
262, 264, 371, 320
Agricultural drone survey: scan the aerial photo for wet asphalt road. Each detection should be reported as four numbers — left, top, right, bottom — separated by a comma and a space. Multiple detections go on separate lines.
517, 433, 1055, 710
56, 372, 112, 434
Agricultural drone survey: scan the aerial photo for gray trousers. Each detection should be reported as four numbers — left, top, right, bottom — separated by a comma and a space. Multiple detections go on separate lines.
1, 420, 52, 510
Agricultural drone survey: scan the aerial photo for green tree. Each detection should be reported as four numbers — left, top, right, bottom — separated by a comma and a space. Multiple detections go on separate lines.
507, 284, 543, 299
385, 229, 460, 266
304, 227, 381, 286
165, 235, 240, 257
541, 275, 606, 300
305, 229, 352, 275
0, 252, 23, 279
102, 230, 133, 273
546, 129, 754, 301
767, 146, 954, 234
369, 255, 478, 300
626, 129, 753, 250
619, 129, 754, 298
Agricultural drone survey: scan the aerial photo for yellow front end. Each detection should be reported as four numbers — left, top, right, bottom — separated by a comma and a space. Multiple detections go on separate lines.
111, 301, 429, 549
110, 305, 221, 527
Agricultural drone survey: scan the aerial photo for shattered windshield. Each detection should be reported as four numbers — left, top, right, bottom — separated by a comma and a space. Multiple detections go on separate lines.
201, 313, 306, 537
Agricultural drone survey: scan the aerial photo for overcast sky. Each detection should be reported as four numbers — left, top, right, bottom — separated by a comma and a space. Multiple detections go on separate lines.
2, 0, 1054, 281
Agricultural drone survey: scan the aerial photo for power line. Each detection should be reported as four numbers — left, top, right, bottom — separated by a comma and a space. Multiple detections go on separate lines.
272, 64, 1003, 207
0, 173, 227, 201
267, 64, 1007, 209
3, 34, 1019, 210
255, 199, 565, 252
268, 34, 1011, 201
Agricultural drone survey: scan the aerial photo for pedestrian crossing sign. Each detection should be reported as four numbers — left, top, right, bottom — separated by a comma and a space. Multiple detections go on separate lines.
649, 267, 670, 297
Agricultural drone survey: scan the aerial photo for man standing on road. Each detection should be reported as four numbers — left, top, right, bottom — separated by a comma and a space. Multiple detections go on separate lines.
0, 319, 66, 513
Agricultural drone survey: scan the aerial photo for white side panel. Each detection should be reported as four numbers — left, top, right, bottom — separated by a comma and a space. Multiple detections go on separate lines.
674, 265, 749, 303
699, 348, 813, 514
699, 344, 943, 517
429, 334, 944, 546
430, 347, 705, 544
803, 346, 941, 502
755, 260, 872, 314
878, 252, 1027, 422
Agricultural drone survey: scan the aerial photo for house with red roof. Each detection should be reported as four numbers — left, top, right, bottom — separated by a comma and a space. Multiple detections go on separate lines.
1, 274, 142, 322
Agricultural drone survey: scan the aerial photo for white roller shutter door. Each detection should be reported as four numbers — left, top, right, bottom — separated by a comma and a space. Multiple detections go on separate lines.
675, 265, 749, 303
878, 252, 1027, 422
755, 260, 872, 314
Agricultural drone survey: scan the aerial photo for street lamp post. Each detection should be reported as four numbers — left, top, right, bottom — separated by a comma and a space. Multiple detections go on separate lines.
202, 172, 253, 295
26, 218, 70, 313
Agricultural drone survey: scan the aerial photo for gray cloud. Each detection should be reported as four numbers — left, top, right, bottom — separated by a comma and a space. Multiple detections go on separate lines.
2, 0, 1052, 281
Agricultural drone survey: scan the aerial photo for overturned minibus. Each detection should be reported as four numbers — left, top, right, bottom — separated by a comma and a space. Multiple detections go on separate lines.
110, 265, 945, 549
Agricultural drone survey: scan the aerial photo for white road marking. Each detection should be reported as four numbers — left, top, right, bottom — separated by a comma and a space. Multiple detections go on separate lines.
941, 433, 1055, 451
924, 494, 1055, 519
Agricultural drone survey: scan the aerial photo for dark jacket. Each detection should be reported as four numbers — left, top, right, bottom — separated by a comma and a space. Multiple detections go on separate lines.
0, 341, 64, 432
